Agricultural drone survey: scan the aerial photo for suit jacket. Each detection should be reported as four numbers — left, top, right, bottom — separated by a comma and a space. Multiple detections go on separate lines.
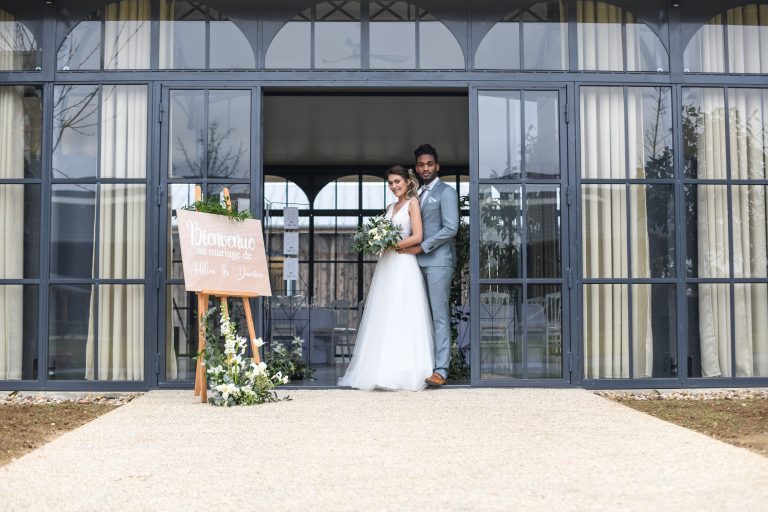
417, 179, 459, 268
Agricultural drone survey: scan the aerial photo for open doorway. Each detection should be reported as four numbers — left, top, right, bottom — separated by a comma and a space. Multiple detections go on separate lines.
262, 89, 469, 386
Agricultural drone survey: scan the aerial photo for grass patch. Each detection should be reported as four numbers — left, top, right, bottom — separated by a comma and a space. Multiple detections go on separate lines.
621, 399, 768, 457
0, 403, 117, 467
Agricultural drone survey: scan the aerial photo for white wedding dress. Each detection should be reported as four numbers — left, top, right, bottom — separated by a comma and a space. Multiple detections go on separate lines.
339, 198, 435, 391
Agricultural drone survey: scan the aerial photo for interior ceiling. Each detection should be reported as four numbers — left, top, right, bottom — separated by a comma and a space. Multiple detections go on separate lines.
263, 93, 469, 168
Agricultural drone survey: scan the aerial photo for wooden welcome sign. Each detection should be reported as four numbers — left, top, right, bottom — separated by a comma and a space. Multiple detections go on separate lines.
177, 188, 272, 402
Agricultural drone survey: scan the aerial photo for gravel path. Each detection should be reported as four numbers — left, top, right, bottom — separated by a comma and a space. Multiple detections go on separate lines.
1, 389, 767, 511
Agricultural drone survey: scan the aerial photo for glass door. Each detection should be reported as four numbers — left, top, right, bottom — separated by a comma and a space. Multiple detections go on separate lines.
471, 87, 571, 384
158, 86, 257, 385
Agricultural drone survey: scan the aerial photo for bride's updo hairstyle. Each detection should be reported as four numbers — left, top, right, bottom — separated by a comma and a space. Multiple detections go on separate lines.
386, 165, 419, 198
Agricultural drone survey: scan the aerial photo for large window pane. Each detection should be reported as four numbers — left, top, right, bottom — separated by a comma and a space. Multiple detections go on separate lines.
475, 23, 520, 69
633, 284, 677, 378
0, 85, 42, 179
527, 284, 562, 379
732, 185, 768, 278
582, 185, 627, 279
631, 185, 675, 279
315, 22, 361, 69
480, 185, 522, 279
165, 285, 199, 381
682, 88, 726, 180
687, 283, 731, 378
583, 283, 628, 378
103, 0, 151, 69
0, 285, 38, 380
210, 21, 255, 69
479, 91, 521, 179
264, 22, 311, 69
168, 183, 197, 279
0, 15, 40, 71
169, 90, 204, 178
370, 21, 415, 69
208, 91, 251, 179
580, 86, 625, 179
0, 185, 40, 279
626, 23, 668, 72
685, 185, 730, 278
729, 89, 768, 181
527, 185, 561, 279
418, 21, 464, 69
53, 85, 100, 179
159, 19, 205, 69
727, 5, 768, 74
628, 87, 673, 179
480, 285, 522, 379
49, 284, 94, 380
522, 0, 568, 71
101, 85, 147, 178
57, 19, 101, 70
524, 91, 560, 179
577, 1, 624, 71
99, 184, 146, 279
734, 283, 768, 377
361, 175, 387, 210
683, 18, 724, 73
96, 285, 144, 380
51, 185, 96, 279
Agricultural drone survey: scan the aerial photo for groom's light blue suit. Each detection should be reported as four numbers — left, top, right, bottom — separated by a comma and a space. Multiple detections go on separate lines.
417, 179, 459, 379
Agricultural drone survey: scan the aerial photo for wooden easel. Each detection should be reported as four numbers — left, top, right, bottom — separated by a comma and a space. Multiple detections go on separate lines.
193, 186, 262, 403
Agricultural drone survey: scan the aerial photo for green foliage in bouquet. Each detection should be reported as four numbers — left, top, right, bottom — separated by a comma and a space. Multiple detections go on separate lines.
199, 307, 289, 406
352, 215, 402, 256
264, 336, 314, 381
182, 195, 251, 222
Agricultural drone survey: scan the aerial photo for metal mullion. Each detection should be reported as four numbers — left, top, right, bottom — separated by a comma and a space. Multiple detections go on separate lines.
414, 11, 420, 70
38, 80, 54, 386
623, 86, 634, 378
203, 89, 210, 188
519, 19, 525, 70
0, 178, 43, 185
723, 86, 737, 379
621, 11, 628, 72
361, 1, 370, 70
310, 7, 316, 69
520, 94, 529, 378
722, 15, 730, 74
99, 16, 106, 70
470, 86, 480, 384
205, 6, 211, 69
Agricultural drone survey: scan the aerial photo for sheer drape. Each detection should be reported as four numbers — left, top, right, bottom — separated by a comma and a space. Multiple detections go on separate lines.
581, 87, 653, 378
727, 4, 768, 74
0, 84, 23, 380
158, 0, 175, 69
577, 1, 623, 71
104, 0, 150, 69
84, 84, 148, 380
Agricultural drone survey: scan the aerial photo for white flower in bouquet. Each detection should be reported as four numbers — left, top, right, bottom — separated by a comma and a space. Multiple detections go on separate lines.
352, 215, 402, 256
253, 337, 264, 348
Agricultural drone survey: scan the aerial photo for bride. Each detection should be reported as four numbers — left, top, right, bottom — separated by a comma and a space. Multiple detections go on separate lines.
338, 165, 434, 391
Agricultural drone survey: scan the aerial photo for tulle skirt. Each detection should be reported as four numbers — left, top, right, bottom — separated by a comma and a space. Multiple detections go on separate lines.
339, 251, 434, 391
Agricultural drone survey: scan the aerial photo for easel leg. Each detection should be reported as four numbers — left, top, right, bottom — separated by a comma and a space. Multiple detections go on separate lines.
194, 292, 203, 396
197, 293, 209, 403
242, 298, 261, 363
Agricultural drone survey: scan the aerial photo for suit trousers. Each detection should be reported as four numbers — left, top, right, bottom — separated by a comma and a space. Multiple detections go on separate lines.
421, 265, 453, 378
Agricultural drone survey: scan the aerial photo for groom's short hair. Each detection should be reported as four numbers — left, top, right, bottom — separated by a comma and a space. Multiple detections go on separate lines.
414, 143, 439, 163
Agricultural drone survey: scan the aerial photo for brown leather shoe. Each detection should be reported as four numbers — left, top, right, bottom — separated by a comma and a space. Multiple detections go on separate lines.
425, 372, 447, 386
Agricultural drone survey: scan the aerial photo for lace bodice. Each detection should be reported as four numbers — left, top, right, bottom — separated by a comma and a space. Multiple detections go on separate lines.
385, 199, 412, 238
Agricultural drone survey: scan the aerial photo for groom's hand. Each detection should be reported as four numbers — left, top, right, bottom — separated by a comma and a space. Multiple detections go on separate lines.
397, 245, 423, 255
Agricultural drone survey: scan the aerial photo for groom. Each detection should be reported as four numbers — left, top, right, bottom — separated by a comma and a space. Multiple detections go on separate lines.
398, 144, 458, 386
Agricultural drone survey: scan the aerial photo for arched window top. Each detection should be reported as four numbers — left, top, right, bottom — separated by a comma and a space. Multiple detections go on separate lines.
264, 175, 310, 211
265, 0, 465, 70
475, 1, 667, 72
475, 1, 568, 70
577, 1, 667, 72
0, 9, 41, 71
684, 3, 768, 74
57, 0, 254, 71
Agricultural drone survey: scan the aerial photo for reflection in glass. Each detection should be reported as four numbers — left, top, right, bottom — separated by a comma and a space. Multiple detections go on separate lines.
0, 285, 38, 380
210, 21, 255, 69
734, 283, 768, 377
265, 22, 311, 68
0, 14, 40, 71
316, 22, 361, 69
732, 186, 768, 278
419, 21, 465, 69
688, 283, 731, 377
169, 90, 204, 178
0, 185, 40, 279
166, 286, 199, 381
49, 284, 94, 380
633, 284, 677, 378
524, 91, 560, 178
159, 17, 205, 69
53, 85, 100, 179
208, 184, 250, 216
480, 185, 522, 279
94, 284, 144, 380
581, 185, 627, 279
57, 19, 101, 70
99, 185, 146, 279
370, 21, 415, 69
264, 176, 310, 211
527, 186, 561, 278
527, 284, 561, 379
626, 23, 667, 72
729, 89, 768, 180
685, 185, 730, 278
0, 86, 42, 179
480, 285, 522, 379
168, 183, 196, 279
475, 23, 520, 69
479, 91, 521, 179
51, 185, 96, 279
577, 1, 624, 71
208, 90, 251, 179
631, 185, 675, 278
103, 0, 151, 70
522, 1, 568, 70
628, 88, 673, 179
580, 86, 625, 179
583, 283, 628, 378
361, 175, 387, 210
682, 88, 726, 180
683, 17, 724, 73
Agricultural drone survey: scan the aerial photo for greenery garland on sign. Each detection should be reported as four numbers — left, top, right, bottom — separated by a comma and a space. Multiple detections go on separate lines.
182, 195, 252, 222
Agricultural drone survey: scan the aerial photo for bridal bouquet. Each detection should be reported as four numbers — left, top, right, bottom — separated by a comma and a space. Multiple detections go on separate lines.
352, 215, 402, 256
199, 306, 289, 406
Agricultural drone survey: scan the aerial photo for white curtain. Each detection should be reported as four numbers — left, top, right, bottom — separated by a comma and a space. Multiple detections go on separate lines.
581, 87, 653, 378
577, 1, 623, 71
727, 4, 768, 74
104, 0, 150, 70
158, 0, 175, 69
84, 83, 148, 380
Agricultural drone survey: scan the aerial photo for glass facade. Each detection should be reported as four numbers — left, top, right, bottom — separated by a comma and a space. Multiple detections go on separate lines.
1, 0, 767, 389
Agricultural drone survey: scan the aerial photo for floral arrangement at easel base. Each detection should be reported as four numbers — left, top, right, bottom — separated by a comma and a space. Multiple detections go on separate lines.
199, 306, 289, 406
265, 336, 314, 381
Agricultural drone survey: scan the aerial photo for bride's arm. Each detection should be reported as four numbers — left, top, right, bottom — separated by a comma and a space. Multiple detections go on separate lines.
395, 199, 423, 249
